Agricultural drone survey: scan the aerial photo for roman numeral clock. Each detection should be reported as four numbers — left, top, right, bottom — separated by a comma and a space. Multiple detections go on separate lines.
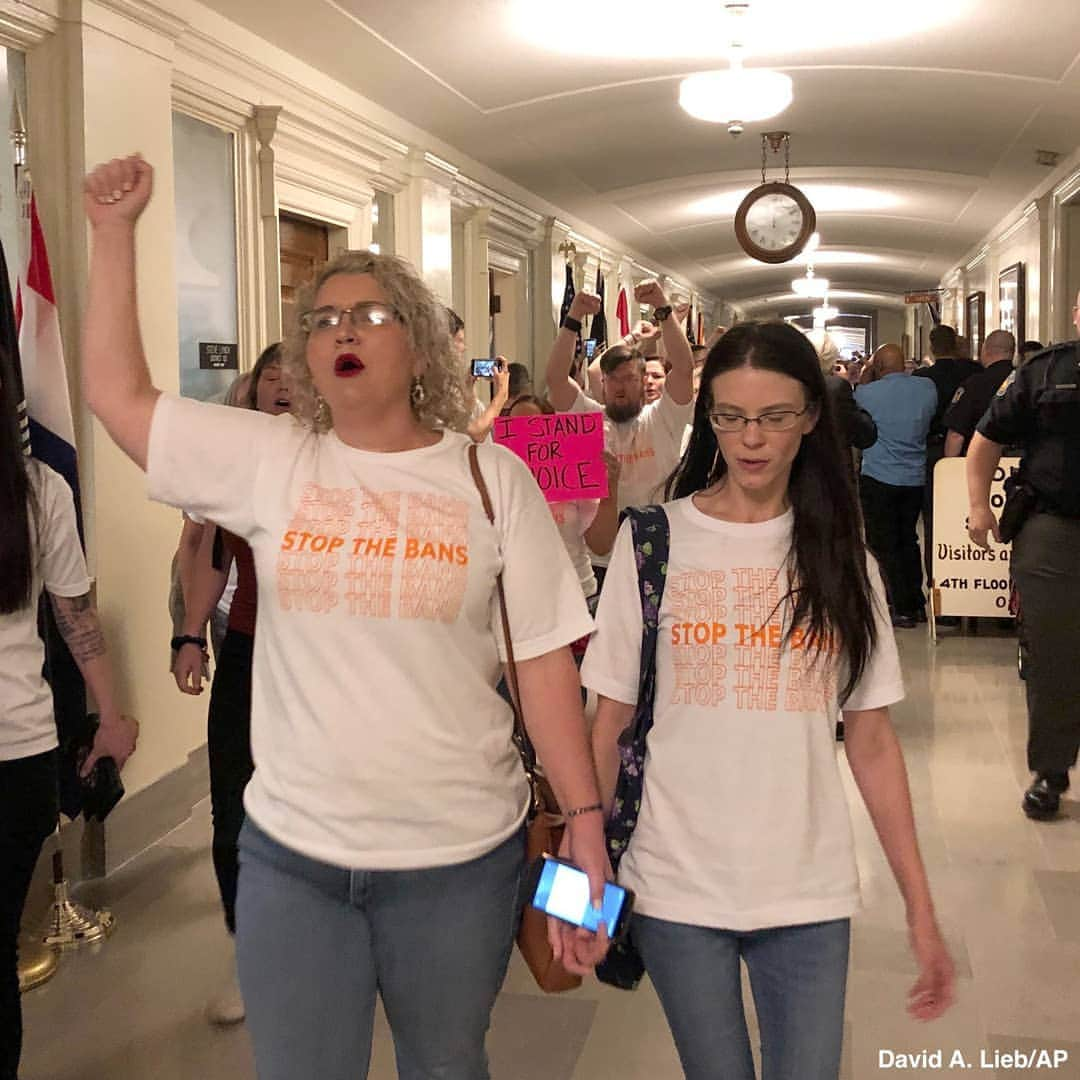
734, 132, 817, 264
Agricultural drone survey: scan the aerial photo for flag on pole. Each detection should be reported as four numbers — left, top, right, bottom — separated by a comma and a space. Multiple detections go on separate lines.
18, 193, 82, 529
559, 261, 576, 327
615, 287, 630, 338
16, 188, 90, 819
589, 267, 607, 347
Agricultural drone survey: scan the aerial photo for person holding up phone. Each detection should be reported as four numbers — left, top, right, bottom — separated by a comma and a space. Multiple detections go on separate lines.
467, 355, 511, 443
584, 322, 954, 1079
81, 155, 610, 1080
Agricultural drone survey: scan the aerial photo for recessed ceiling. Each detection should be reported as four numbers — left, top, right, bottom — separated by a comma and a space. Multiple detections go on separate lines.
201, 0, 1080, 313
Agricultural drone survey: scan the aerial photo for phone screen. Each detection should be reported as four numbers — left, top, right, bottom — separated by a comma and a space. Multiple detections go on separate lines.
584, 339, 598, 360
471, 358, 497, 378
531, 857, 628, 936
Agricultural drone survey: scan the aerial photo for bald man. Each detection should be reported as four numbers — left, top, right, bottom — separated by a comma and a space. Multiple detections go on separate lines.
855, 344, 940, 627
943, 330, 1015, 457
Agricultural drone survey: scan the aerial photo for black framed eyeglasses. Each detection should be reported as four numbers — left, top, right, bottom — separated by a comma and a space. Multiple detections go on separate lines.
299, 301, 404, 334
707, 407, 812, 433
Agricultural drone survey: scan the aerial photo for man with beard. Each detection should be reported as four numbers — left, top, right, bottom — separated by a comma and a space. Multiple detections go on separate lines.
545, 281, 694, 586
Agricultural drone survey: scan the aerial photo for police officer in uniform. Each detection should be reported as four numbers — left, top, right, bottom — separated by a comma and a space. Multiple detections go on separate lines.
966, 291, 1080, 820
943, 330, 1016, 458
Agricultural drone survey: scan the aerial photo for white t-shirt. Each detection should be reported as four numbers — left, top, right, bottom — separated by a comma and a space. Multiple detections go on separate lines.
581, 498, 903, 931
1, 461, 91, 761
570, 387, 692, 565
548, 500, 599, 598
147, 394, 593, 870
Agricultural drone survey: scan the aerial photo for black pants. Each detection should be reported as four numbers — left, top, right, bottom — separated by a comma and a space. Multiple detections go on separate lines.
0, 749, 58, 1080
860, 475, 926, 616
208, 630, 255, 935
1012, 513, 1080, 776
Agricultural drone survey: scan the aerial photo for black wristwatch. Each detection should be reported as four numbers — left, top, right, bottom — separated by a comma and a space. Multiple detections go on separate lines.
653, 305, 673, 323
561, 315, 582, 334
171, 634, 207, 651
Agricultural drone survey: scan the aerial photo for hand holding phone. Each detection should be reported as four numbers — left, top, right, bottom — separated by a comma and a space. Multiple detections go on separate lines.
527, 855, 633, 940
471, 358, 498, 378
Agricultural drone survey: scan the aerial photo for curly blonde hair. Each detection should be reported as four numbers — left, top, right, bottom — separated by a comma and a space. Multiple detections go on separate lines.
282, 251, 473, 434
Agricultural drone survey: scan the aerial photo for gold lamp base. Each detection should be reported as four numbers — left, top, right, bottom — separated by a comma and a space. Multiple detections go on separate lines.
17, 936, 59, 993
42, 877, 115, 950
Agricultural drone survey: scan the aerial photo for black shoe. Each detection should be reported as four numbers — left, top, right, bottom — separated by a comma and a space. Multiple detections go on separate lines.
1023, 774, 1070, 820
891, 613, 917, 629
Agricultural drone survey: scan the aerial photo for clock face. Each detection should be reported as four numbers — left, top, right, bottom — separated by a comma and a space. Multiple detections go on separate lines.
734, 182, 817, 264
745, 193, 804, 251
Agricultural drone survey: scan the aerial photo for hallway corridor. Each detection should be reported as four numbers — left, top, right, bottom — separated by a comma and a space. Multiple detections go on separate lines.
18, 631, 1080, 1079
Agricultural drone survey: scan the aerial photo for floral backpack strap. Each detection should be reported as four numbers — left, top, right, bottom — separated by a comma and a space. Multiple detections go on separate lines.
596, 503, 670, 993
604, 504, 670, 872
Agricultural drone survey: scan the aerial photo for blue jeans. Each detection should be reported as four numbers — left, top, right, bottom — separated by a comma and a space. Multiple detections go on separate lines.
634, 913, 850, 1080
236, 818, 525, 1080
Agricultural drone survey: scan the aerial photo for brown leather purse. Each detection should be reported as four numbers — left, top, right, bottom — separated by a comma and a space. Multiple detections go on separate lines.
468, 443, 582, 994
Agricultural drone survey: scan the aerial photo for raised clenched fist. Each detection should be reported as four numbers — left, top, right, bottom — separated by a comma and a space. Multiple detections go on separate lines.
569, 290, 602, 321
83, 155, 153, 229
634, 279, 668, 310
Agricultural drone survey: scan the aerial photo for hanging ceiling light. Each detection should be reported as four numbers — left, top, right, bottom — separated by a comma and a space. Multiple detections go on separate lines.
813, 303, 839, 323
791, 267, 829, 298
679, 63, 793, 135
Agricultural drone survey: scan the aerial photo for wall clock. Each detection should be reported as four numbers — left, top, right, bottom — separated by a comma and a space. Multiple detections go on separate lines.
734, 181, 816, 264
733, 131, 817, 265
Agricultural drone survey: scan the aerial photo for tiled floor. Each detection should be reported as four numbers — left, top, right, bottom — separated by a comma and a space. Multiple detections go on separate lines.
20, 628, 1080, 1079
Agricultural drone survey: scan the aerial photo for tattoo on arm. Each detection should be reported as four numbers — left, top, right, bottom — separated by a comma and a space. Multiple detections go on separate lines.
50, 592, 108, 663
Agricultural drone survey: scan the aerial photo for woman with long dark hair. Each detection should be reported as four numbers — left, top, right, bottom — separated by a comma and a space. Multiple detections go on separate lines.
584, 322, 954, 1079
0, 364, 137, 1080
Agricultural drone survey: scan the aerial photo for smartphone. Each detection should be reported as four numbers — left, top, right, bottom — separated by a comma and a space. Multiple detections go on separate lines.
584, 339, 598, 361
471, 358, 498, 378
527, 855, 633, 939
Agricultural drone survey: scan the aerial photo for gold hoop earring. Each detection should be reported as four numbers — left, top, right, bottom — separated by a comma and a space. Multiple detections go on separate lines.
410, 376, 426, 409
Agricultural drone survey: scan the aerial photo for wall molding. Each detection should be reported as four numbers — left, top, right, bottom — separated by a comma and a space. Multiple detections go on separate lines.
0, 0, 59, 48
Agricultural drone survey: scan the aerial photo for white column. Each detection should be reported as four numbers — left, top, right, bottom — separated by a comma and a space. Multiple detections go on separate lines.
463, 206, 491, 360
395, 148, 456, 303
533, 217, 572, 390
252, 105, 282, 342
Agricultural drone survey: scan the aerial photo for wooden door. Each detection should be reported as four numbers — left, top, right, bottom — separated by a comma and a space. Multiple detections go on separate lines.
280, 213, 330, 337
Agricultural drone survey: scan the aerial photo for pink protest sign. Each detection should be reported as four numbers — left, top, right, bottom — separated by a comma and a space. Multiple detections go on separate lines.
492, 412, 608, 502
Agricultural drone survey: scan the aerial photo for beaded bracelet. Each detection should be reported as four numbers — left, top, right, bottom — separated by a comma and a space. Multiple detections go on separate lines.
565, 802, 603, 818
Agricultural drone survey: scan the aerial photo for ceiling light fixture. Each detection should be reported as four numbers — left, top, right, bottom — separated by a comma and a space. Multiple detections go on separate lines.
679, 63, 792, 136
791, 267, 829, 298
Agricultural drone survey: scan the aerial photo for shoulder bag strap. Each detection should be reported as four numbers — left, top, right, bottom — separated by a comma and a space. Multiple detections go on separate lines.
467, 443, 539, 782
622, 505, 671, 745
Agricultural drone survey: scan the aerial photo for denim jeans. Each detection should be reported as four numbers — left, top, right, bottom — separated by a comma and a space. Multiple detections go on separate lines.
236, 818, 525, 1080
0, 750, 58, 1080
634, 913, 850, 1080
207, 629, 254, 934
